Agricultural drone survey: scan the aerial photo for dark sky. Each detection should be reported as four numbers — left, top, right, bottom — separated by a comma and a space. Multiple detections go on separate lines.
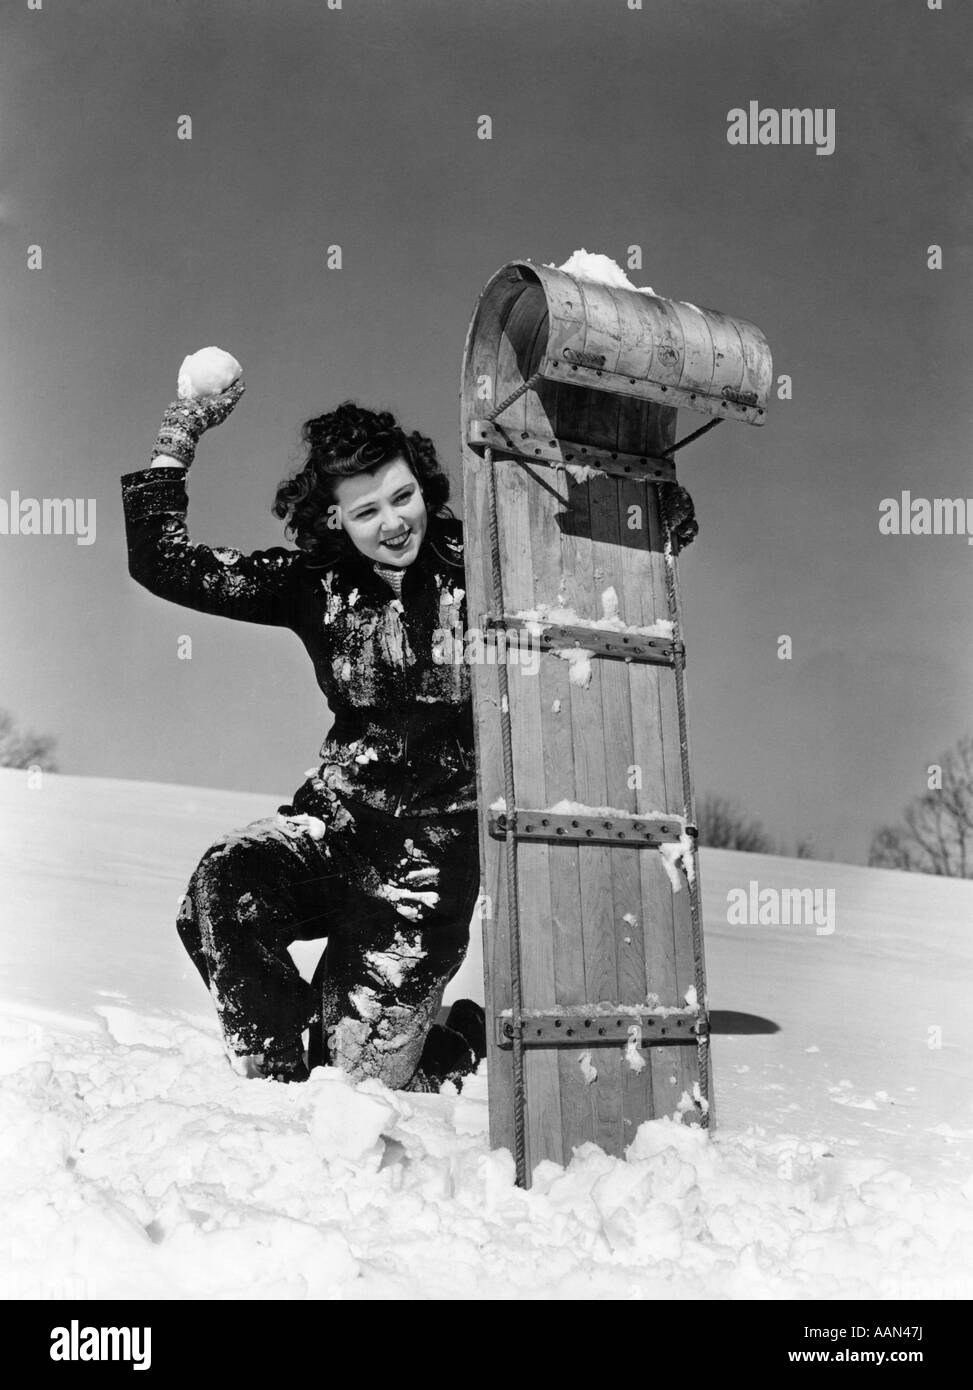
2, 0, 971, 863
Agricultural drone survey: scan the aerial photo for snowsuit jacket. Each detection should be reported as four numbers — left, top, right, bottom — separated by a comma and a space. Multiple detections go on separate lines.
120, 466, 477, 818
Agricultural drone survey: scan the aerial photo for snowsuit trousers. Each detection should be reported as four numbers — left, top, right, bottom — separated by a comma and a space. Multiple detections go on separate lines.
176, 788, 481, 1090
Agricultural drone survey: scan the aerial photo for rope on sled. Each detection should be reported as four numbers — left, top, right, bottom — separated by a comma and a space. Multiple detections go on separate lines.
484, 443, 527, 1189
488, 373, 544, 424
659, 486, 711, 1127
482, 372, 543, 1189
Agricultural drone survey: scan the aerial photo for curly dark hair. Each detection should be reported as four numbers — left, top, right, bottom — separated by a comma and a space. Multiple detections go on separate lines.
273, 401, 453, 562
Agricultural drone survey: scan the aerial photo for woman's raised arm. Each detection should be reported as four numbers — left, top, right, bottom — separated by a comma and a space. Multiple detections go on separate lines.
121, 371, 302, 628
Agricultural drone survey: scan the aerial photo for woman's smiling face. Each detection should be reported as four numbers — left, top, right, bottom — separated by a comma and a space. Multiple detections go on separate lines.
332, 456, 428, 566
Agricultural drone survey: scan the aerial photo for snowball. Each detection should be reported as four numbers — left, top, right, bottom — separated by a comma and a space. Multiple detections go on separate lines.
176, 346, 242, 400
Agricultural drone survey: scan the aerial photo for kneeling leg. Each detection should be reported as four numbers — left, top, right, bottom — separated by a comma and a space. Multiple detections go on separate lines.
178, 815, 339, 1065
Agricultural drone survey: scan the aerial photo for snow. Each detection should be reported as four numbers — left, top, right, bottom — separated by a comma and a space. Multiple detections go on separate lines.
176, 346, 242, 401
624, 1026, 647, 1073
559, 462, 603, 483
558, 647, 595, 687
659, 828, 699, 891
552, 249, 657, 297
510, 599, 673, 642
275, 811, 326, 841
546, 799, 674, 819
500, 1000, 697, 1020
3, 768, 973, 1300
511, 593, 672, 690
549, 250, 717, 322
363, 934, 427, 989
374, 882, 439, 923
489, 798, 688, 885
308, 1071, 395, 1165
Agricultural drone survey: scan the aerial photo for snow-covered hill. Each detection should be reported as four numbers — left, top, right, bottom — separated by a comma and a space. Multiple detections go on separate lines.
2, 767, 972, 1299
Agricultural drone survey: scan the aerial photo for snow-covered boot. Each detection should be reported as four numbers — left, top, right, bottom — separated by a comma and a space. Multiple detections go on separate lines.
401, 1068, 440, 1093
443, 999, 486, 1063
418, 1019, 478, 1080
231, 1046, 309, 1084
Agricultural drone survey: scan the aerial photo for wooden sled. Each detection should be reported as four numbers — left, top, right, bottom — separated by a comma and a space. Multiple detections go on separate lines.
459, 260, 772, 1186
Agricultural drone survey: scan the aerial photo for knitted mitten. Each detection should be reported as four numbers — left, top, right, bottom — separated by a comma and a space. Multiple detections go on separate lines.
658, 481, 699, 550
150, 377, 246, 468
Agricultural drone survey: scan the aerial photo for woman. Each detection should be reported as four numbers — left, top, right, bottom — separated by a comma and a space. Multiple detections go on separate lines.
121, 375, 485, 1089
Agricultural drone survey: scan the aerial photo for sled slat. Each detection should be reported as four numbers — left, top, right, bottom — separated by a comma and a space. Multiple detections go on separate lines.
464, 448, 516, 1155
494, 293, 564, 1169
481, 615, 680, 667
466, 420, 676, 482
496, 1009, 699, 1047
488, 811, 683, 846
645, 471, 701, 1111
557, 384, 624, 1158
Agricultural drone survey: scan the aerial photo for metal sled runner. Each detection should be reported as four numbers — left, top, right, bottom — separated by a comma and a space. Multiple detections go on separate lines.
460, 260, 772, 1186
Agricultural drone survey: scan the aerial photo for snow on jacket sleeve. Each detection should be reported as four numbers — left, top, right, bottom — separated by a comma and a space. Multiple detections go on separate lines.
121, 466, 302, 627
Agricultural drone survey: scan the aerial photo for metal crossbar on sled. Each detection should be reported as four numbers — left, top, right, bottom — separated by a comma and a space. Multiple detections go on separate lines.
460, 259, 771, 1186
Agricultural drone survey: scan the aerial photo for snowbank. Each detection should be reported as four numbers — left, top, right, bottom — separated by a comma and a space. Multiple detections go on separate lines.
3, 1007, 972, 1300
2, 769, 973, 1299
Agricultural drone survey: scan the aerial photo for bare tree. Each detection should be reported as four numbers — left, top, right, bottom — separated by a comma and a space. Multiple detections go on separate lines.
697, 794, 830, 859
868, 735, 973, 878
0, 707, 58, 772
696, 794, 773, 854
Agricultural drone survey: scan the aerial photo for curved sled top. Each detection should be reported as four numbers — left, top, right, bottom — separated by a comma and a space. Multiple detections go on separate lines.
462, 260, 772, 427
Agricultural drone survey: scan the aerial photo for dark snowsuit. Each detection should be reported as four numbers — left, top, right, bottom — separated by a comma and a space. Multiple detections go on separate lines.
121, 465, 481, 1088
